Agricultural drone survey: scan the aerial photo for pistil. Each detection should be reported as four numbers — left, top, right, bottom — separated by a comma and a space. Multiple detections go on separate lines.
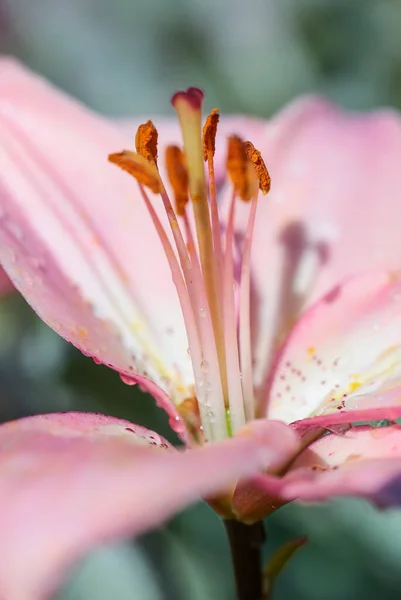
172, 90, 228, 407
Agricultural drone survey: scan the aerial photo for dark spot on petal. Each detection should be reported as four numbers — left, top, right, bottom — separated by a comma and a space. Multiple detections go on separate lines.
324, 284, 342, 304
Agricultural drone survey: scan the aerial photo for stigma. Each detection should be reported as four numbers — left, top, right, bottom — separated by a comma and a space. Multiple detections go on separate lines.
109, 88, 270, 443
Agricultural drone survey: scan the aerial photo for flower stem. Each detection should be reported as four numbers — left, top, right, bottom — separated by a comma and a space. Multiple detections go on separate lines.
224, 519, 266, 600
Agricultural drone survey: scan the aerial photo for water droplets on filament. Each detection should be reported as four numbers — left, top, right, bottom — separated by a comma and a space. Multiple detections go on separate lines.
200, 360, 209, 373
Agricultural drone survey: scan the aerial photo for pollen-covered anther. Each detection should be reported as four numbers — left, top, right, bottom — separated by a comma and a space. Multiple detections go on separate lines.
135, 120, 158, 166
203, 108, 220, 161
243, 141, 271, 195
226, 135, 253, 202
165, 145, 189, 216
108, 151, 162, 194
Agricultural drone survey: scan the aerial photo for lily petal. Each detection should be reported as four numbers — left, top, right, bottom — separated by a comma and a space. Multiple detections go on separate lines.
267, 271, 401, 423
0, 58, 192, 407
224, 97, 401, 402
0, 265, 12, 296
0, 411, 275, 600
281, 425, 401, 507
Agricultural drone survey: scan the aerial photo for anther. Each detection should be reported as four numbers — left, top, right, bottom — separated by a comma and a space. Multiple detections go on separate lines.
165, 145, 189, 216
226, 135, 253, 202
244, 141, 271, 195
135, 120, 158, 166
203, 108, 220, 161
108, 151, 162, 194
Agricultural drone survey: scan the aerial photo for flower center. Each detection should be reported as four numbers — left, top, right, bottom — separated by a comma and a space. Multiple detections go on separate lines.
109, 88, 270, 442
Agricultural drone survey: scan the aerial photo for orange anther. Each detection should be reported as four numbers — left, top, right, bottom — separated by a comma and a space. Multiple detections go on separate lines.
108, 151, 161, 194
226, 135, 253, 201
203, 108, 220, 161
243, 141, 271, 195
135, 120, 158, 166
165, 145, 189, 216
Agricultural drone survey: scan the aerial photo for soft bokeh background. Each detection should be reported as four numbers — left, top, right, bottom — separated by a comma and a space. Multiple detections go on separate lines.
2, 0, 401, 598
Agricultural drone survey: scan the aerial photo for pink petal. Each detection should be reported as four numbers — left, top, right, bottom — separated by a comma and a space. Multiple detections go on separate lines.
0, 58, 193, 410
223, 97, 401, 403
0, 411, 277, 600
280, 425, 401, 506
231, 419, 300, 521
267, 271, 401, 423
0, 265, 12, 296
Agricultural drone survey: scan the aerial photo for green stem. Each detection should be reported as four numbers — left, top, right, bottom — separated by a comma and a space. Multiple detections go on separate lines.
224, 519, 266, 600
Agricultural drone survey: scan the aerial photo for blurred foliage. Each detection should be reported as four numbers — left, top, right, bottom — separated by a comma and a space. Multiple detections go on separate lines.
2, 0, 401, 598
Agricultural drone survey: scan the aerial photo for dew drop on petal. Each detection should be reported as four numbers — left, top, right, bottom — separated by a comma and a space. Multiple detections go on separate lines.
93, 356, 102, 365
120, 373, 137, 386
199, 307, 207, 318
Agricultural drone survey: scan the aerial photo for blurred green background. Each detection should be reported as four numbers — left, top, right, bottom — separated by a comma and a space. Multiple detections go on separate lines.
2, 0, 401, 598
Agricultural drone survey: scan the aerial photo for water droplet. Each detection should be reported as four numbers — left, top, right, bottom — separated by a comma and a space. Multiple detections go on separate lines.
169, 414, 185, 435
199, 307, 207, 318
200, 360, 209, 373
204, 381, 212, 393
93, 356, 102, 365
24, 273, 33, 287
204, 405, 216, 423
120, 373, 137, 386
187, 347, 191, 355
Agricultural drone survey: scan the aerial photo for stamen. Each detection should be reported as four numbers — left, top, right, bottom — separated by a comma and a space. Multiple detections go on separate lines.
239, 141, 271, 420
165, 145, 189, 217
108, 151, 161, 194
203, 108, 224, 308
172, 88, 228, 406
239, 188, 259, 421
135, 120, 158, 166
223, 188, 246, 433
136, 183, 214, 441
244, 141, 271, 195
110, 145, 228, 439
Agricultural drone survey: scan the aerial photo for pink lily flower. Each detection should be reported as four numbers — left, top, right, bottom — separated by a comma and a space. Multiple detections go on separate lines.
2, 57, 401, 598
